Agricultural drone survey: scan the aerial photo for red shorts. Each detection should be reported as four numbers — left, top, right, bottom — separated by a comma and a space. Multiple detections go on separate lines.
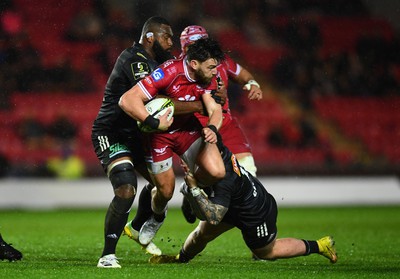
145, 127, 202, 163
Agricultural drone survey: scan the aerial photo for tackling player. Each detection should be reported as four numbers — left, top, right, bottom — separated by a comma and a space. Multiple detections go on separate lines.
92, 16, 174, 268
149, 139, 338, 264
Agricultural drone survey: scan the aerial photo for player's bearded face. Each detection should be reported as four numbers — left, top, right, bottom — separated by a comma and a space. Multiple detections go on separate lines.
194, 68, 212, 86
153, 40, 174, 64
194, 59, 218, 86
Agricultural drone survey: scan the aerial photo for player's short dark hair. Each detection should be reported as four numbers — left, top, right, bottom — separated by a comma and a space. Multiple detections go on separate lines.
186, 38, 225, 63
141, 16, 171, 35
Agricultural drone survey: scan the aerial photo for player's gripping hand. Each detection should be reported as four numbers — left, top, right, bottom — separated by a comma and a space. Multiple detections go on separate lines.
158, 108, 174, 131
211, 77, 227, 106
202, 126, 218, 144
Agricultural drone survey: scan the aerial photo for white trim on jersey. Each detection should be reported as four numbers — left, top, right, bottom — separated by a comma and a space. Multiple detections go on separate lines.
138, 80, 153, 100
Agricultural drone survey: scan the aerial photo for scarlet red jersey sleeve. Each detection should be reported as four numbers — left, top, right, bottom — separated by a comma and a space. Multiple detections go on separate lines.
223, 54, 241, 79
137, 64, 175, 100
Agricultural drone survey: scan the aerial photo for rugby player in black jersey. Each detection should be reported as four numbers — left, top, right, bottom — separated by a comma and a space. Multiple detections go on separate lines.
92, 16, 176, 268
149, 139, 338, 264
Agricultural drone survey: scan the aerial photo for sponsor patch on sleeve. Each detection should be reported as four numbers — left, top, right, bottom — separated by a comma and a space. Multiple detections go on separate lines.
131, 62, 150, 80
151, 68, 165, 81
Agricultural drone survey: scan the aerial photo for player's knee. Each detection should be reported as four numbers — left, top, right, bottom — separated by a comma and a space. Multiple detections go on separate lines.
115, 184, 136, 199
110, 194, 134, 215
208, 165, 225, 180
238, 155, 257, 177
108, 160, 137, 198
157, 185, 174, 201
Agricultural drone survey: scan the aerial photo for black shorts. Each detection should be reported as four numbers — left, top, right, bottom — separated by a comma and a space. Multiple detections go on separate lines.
91, 131, 146, 172
240, 194, 278, 250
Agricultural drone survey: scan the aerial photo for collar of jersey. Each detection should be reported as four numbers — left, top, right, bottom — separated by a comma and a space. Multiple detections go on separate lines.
183, 56, 196, 83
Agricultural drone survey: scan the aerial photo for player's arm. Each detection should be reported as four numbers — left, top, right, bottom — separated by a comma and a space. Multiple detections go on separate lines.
119, 84, 172, 131
201, 93, 222, 143
169, 98, 204, 115
158, 92, 225, 116
232, 67, 263, 100
183, 171, 228, 225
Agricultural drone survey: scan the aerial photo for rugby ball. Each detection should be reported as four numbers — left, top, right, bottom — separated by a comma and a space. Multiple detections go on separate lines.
138, 97, 174, 132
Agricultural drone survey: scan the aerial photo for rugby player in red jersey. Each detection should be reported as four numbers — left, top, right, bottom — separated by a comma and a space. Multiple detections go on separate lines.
119, 38, 226, 246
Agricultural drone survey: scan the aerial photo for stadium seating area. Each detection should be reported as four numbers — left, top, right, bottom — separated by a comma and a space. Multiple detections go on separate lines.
1, 0, 399, 176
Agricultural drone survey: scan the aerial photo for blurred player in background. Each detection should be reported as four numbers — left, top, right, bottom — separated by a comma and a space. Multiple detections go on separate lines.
92, 16, 174, 268
149, 139, 338, 264
119, 38, 226, 250
179, 25, 263, 223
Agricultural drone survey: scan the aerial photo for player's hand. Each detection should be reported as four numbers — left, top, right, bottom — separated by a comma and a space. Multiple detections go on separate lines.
212, 78, 227, 105
244, 84, 263, 101
157, 108, 173, 131
202, 126, 217, 144
180, 159, 197, 188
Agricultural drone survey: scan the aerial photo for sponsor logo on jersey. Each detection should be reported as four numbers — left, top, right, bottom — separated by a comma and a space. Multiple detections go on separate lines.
151, 68, 165, 81
178, 95, 196, 101
109, 143, 129, 158
172, 85, 180, 93
131, 62, 150, 80
154, 146, 168, 155
231, 154, 241, 177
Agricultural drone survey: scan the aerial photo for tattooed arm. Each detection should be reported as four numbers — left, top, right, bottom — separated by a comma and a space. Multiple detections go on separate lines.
184, 172, 228, 225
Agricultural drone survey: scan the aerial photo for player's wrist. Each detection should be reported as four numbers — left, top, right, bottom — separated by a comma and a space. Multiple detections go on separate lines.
207, 125, 218, 134
143, 115, 160, 129
190, 187, 201, 197
244, 80, 260, 90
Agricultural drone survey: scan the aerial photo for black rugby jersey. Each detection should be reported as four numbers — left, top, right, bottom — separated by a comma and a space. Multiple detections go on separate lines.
205, 144, 274, 228
92, 43, 159, 135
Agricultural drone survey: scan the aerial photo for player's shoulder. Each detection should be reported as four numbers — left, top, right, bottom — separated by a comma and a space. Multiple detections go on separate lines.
152, 58, 183, 80
159, 57, 182, 70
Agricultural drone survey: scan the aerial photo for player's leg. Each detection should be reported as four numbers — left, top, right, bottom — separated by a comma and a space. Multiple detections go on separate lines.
219, 118, 257, 177
181, 138, 225, 186
195, 141, 225, 185
178, 221, 234, 263
235, 152, 257, 177
251, 236, 337, 263
245, 193, 337, 263
123, 162, 161, 255
98, 157, 137, 267
92, 133, 141, 268
138, 159, 175, 245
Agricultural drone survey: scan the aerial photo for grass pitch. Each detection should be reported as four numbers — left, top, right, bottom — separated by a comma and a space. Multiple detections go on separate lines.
1, 206, 399, 279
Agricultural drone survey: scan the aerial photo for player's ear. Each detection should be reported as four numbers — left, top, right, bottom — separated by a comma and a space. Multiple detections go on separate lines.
189, 59, 199, 70
145, 32, 154, 43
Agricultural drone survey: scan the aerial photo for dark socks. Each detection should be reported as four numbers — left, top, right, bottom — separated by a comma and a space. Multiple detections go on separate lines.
131, 184, 154, 231
302, 240, 319, 255
154, 211, 166, 223
102, 195, 134, 256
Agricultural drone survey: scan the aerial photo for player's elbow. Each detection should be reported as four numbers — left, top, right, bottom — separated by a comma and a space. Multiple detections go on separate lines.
206, 218, 222, 226
118, 94, 128, 111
